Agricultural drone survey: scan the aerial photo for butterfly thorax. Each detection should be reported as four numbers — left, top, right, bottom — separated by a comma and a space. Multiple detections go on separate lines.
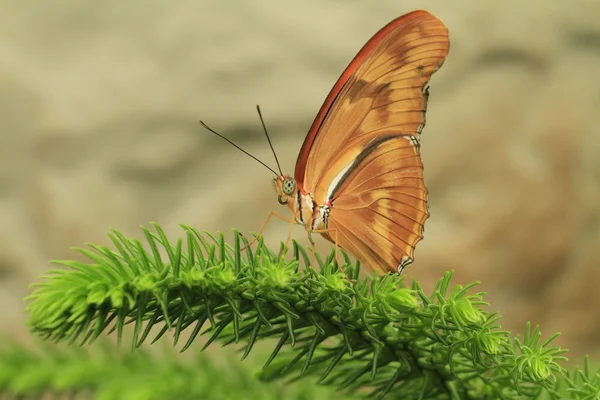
274, 175, 328, 232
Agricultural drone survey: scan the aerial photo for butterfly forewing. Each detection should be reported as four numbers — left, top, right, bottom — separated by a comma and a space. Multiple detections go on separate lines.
296, 10, 449, 198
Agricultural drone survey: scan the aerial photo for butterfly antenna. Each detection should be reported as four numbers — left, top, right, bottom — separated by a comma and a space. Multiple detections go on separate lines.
199, 120, 279, 177
256, 105, 283, 176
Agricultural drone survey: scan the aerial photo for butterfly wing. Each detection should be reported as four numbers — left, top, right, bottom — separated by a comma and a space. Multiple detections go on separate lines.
295, 10, 449, 273
295, 10, 449, 206
325, 135, 427, 274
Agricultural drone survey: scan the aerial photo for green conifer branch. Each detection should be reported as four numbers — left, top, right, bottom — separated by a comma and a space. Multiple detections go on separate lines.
0, 340, 339, 399
1, 338, 599, 399
24, 224, 582, 399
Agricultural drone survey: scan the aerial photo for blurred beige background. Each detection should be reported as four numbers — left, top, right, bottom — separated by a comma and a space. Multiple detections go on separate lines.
1, 1, 599, 362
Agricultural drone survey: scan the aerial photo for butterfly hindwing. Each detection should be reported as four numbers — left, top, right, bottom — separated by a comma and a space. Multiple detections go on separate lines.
326, 135, 427, 274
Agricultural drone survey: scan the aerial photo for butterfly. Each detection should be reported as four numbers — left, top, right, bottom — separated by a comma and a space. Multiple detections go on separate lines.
202, 10, 449, 275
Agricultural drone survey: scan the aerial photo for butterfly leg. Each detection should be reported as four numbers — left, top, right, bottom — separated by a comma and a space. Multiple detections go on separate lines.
307, 231, 317, 267
311, 228, 339, 268
277, 217, 297, 259
241, 211, 295, 251
306, 231, 335, 269
306, 230, 335, 264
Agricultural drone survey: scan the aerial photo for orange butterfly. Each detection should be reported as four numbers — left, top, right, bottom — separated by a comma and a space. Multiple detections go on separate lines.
203, 10, 449, 275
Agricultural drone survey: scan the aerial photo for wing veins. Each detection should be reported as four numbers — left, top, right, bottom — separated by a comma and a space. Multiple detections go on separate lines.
359, 208, 417, 248
348, 164, 424, 193
336, 196, 425, 216
330, 220, 388, 274
329, 143, 418, 193
335, 208, 414, 259
369, 43, 450, 76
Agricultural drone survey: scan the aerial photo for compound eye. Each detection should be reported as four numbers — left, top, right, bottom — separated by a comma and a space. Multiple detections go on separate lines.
278, 195, 288, 205
282, 178, 296, 195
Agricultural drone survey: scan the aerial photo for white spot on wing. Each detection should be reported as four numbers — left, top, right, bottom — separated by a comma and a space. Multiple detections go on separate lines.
397, 255, 413, 274
326, 161, 354, 201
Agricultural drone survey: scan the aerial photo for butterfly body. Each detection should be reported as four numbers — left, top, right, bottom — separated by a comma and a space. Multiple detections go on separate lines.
273, 10, 449, 275
275, 176, 325, 231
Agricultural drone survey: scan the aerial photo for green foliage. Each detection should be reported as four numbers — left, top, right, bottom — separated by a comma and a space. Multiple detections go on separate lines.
0, 340, 338, 400
22, 224, 597, 399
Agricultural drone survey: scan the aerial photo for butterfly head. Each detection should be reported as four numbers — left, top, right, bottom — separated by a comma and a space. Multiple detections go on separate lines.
274, 175, 297, 205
